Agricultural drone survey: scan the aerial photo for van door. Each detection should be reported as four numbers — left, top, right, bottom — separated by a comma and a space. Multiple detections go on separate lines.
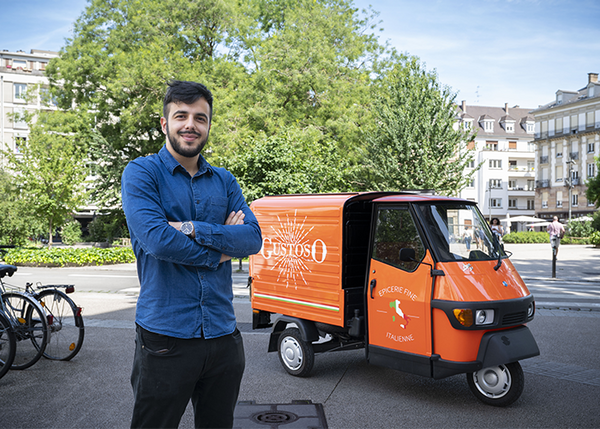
366, 204, 434, 376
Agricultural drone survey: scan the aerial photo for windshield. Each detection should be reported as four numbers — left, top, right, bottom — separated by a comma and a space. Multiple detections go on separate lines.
416, 203, 504, 262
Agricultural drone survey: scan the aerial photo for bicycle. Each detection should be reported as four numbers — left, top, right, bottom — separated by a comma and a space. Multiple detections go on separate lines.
0, 312, 16, 379
0, 264, 49, 370
25, 282, 84, 361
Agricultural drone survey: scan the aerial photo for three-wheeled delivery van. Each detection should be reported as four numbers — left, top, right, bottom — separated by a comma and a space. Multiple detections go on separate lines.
250, 192, 540, 406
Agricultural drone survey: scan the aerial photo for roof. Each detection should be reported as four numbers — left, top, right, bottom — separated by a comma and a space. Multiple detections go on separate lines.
456, 104, 535, 138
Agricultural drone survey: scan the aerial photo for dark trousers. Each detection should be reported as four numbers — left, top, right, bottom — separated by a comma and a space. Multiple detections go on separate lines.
130, 325, 245, 429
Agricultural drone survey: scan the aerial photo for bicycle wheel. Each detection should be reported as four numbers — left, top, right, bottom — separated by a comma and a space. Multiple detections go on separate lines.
0, 313, 16, 379
37, 289, 84, 360
2, 292, 49, 370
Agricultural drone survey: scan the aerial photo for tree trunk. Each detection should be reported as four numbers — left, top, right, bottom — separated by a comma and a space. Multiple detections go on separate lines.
48, 219, 53, 249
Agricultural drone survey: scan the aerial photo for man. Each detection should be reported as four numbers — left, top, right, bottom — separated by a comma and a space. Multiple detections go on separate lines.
121, 80, 262, 429
547, 216, 565, 256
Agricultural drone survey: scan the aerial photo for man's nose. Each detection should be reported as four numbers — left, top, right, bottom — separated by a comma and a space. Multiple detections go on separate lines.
183, 116, 196, 129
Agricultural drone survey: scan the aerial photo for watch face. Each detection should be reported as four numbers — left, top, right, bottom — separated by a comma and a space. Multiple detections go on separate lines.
181, 222, 193, 235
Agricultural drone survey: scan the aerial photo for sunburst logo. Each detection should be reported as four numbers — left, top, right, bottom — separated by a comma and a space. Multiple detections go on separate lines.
260, 211, 328, 288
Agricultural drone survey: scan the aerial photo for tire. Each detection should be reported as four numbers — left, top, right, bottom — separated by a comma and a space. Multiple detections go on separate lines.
37, 289, 84, 361
467, 361, 525, 407
278, 327, 315, 377
2, 292, 49, 370
0, 313, 16, 379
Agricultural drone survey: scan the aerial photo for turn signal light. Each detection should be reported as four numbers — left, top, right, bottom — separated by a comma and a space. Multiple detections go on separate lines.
453, 309, 473, 327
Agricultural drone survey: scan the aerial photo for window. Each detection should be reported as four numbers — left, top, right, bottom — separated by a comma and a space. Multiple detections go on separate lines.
557, 191, 563, 208
527, 160, 535, 171
556, 142, 563, 157
556, 117, 563, 133
373, 206, 425, 272
526, 123, 534, 133
489, 179, 502, 189
508, 199, 517, 208
587, 112, 595, 128
505, 123, 514, 132
509, 141, 517, 150
484, 120, 494, 132
589, 142, 595, 153
467, 159, 475, 168
463, 121, 472, 130
555, 165, 563, 182
527, 199, 535, 210
13, 107, 27, 129
572, 194, 578, 207
527, 180, 535, 191
508, 180, 517, 189
489, 198, 502, 208
14, 83, 27, 102
509, 160, 517, 170
467, 179, 475, 188
528, 142, 536, 151
489, 159, 502, 169
485, 141, 498, 151
588, 162, 596, 178
14, 136, 26, 153
571, 115, 578, 131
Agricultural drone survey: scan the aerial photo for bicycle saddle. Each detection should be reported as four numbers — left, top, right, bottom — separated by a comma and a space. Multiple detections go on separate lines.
0, 264, 17, 278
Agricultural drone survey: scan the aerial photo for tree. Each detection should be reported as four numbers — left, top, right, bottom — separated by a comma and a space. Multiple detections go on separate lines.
4, 109, 89, 247
46, 0, 386, 205
586, 156, 600, 208
0, 169, 45, 246
359, 55, 477, 194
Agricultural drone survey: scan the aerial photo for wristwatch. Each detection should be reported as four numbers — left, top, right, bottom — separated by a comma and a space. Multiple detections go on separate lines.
181, 221, 195, 238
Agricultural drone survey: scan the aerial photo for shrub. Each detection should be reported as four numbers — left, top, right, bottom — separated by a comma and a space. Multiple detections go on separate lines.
589, 231, 600, 246
502, 231, 549, 244
60, 220, 82, 245
3, 246, 135, 267
87, 210, 129, 242
566, 220, 594, 238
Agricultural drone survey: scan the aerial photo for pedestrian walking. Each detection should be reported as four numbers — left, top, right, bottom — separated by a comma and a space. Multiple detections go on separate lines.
547, 216, 565, 257
121, 80, 262, 429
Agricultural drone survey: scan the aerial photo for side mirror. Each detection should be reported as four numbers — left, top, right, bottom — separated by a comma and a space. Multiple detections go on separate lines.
399, 247, 416, 262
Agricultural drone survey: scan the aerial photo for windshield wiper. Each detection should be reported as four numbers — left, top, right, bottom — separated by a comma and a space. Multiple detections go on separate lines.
493, 237, 503, 271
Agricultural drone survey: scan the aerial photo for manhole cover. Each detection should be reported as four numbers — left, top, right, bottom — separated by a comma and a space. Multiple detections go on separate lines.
251, 410, 299, 425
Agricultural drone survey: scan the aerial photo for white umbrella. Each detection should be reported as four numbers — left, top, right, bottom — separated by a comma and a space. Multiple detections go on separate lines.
569, 216, 593, 222
527, 221, 550, 227
502, 216, 547, 223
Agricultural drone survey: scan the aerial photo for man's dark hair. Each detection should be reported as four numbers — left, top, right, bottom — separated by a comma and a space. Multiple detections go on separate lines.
163, 80, 213, 120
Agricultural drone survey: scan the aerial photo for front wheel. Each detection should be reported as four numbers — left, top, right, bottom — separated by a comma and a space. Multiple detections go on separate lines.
277, 328, 315, 377
467, 362, 524, 407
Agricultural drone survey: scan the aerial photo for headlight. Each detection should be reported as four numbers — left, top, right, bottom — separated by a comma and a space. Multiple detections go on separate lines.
475, 309, 494, 325
527, 302, 535, 318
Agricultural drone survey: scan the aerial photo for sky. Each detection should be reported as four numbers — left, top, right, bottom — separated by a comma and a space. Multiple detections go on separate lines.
0, 0, 598, 109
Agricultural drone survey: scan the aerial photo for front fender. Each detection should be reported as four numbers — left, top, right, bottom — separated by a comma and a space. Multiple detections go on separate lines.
477, 326, 540, 368
267, 316, 320, 353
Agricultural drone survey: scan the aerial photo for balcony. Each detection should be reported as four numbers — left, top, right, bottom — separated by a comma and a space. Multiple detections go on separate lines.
570, 152, 579, 160
539, 156, 549, 164
536, 180, 550, 188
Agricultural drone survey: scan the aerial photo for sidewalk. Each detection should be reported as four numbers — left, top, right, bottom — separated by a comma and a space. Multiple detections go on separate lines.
504, 243, 600, 283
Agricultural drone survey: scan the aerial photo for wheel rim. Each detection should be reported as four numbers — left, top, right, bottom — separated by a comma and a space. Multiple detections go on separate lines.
472, 365, 511, 399
280, 336, 303, 370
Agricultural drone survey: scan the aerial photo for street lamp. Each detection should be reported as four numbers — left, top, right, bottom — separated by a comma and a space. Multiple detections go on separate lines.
566, 159, 576, 222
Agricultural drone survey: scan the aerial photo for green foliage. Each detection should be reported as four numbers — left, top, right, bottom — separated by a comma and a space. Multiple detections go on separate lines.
60, 220, 83, 245
46, 0, 387, 206
585, 156, 600, 208
2, 108, 89, 247
592, 210, 600, 232
0, 169, 46, 245
87, 211, 129, 243
502, 232, 550, 244
590, 231, 600, 246
359, 55, 477, 194
3, 246, 135, 267
220, 127, 349, 201
566, 220, 594, 238
560, 236, 590, 245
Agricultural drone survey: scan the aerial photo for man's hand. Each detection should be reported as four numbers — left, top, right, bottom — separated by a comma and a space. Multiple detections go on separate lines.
225, 210, 245, 226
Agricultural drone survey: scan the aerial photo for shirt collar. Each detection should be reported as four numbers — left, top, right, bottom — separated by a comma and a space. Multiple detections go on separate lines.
158, 144, 213, 176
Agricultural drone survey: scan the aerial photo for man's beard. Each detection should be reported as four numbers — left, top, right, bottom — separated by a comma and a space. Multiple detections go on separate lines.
166, 123, 209, 158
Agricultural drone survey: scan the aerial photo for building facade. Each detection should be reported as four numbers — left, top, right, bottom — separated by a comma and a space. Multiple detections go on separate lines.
532, 73, 600, 221
1, 49, 59, 157
456, 101, 536, 231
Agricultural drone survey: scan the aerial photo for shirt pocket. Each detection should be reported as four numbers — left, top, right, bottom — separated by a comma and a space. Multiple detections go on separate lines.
206, 196, 229, 223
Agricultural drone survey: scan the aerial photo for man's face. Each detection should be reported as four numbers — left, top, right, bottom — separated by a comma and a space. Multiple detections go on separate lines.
161, 98, 211, 158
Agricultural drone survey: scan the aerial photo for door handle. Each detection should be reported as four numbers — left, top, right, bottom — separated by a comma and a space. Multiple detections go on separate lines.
369, 279, 376, 299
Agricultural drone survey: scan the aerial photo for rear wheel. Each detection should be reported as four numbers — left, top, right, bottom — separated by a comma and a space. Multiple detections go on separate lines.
37, 289, 84, 361
2, 292, 48, 370
467, 362, 524, 407
278, 328, 314, 377
0, 313, 16, 379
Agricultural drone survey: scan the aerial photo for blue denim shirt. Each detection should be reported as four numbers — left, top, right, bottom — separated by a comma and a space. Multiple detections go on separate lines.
121, 145, 262, 339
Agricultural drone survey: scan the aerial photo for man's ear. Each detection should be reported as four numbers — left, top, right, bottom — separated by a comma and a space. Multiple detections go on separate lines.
160, 117, 167, 134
